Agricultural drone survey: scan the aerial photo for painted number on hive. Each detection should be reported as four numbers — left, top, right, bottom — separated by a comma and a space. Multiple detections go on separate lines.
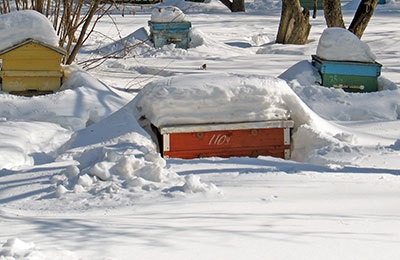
208, 134, 230, 146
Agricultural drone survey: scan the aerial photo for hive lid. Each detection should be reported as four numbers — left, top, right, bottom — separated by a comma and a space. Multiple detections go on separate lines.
0, 38, 66, 57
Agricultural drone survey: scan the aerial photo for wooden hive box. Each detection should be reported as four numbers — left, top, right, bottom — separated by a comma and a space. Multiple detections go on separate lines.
300, 0, 323, 10
153, 120, 294, 160
0, 39, 66, 94
312, 55, 382, 92
148, 21, 192, 49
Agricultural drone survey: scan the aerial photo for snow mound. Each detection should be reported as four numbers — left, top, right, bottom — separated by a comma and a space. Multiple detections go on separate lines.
181, 174, 219, 193
0, 10, 58, 52
316, 27, 376, 62
0, 238, 35, 259
54, 96, 219, 203
55, 136, 181, 200
280, 60, 400, 122
134, 73, 292, 127
97, 27, 152, 58
155, 0, 230, 13
0, 238, 79, 260
54, 132, 219, 203
0, 121, 72, 170
54, 101, 176, 198
151, 6, 186, 23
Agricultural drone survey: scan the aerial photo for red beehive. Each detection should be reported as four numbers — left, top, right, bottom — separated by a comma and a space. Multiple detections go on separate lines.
154, 120, 294, 159
134, 73, 296, 160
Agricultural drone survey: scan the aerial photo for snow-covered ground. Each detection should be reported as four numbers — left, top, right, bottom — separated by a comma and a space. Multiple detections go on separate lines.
1, 0, 400, 259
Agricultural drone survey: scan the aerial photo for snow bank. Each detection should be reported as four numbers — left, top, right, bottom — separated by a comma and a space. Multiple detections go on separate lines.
0, 65, 131, 132
134, 73, 291, 127
151, 6, 186, 23
0, 65, 131, 170
316, 27, 376, 62
97, 27, 152, 58
0, 10, 58, 52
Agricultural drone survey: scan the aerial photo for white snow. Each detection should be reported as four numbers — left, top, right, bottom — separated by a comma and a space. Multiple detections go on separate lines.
316, 27, 377, 62
150, 6, 186, 22
0, 238, 35, 258
134, 73, 292, 127
0, 10, 59, 52
1, 0, 400, 259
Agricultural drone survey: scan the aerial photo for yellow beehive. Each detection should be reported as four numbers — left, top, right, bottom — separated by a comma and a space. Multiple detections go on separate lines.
0, 39, 66, 94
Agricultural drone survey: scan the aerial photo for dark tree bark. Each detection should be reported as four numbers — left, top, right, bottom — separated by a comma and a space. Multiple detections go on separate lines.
276, 0, 311, 44
232, 0, 245, 12
66, 0, 100, 64
322, 0, 345, 28
348, 0, 379, 38
219, 0, 245, 12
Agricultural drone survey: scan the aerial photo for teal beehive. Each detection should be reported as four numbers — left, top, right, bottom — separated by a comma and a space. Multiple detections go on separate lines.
312, 55, 382, 92
148, 6, 192, 49
300, 0, 323, 10
148, 21, 192, 49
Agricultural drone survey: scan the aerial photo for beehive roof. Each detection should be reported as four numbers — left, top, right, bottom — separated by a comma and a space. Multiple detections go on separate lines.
0, 38, 66, 57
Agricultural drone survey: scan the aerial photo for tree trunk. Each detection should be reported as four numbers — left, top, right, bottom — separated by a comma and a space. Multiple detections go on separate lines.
322, 0, 345, 28
232, 0, 245, 12
276, 0, 311, 44
348, 0, 379, 38
66, 0, 100, 64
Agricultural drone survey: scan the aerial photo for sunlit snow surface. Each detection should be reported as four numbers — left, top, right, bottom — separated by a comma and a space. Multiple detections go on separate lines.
1, 1, 400, 259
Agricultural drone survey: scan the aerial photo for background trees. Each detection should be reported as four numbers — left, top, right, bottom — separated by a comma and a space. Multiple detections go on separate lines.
0, 0, 115, 64
277, 0, 380, 44
348, 0, 380, 38
276, 0, 311, 44
0, 0, 380, 62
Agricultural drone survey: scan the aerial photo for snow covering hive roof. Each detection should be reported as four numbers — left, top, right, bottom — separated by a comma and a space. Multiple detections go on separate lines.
134, 73, 292, 127
316, 27, 376, 63
0, 10, 59, 52
150, 6, 186, 23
